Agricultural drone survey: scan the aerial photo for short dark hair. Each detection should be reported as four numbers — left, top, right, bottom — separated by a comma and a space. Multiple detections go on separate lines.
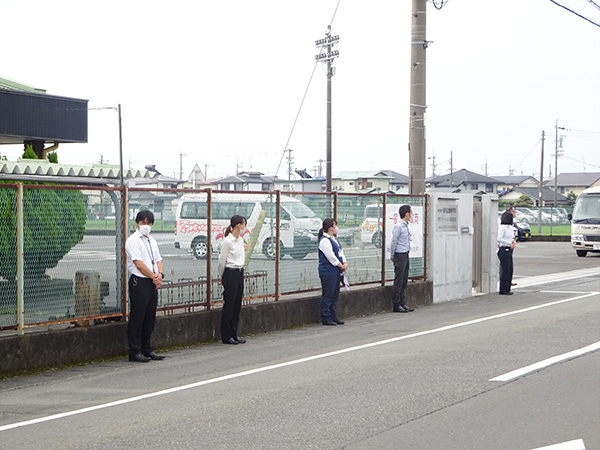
500, 210, 513, 225
399, 204, 411, 219
135, 210, 154, 224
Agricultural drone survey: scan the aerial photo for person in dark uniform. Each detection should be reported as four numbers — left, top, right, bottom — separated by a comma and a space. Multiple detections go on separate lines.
218, 215, 247, 344
318, 218, 347, 326
390, 204, 414, 313
125, 210, 165, 362
497, 210, 517, 295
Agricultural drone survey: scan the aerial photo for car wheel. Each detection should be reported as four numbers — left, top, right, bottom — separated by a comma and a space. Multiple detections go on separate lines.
192, 237, 208, 259
372, 232, 382, 248
263, 238, 283, 260
576, 250, 588, 257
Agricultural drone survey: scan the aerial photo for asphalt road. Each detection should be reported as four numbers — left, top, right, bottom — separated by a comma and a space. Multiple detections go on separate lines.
2, 242, 599, 450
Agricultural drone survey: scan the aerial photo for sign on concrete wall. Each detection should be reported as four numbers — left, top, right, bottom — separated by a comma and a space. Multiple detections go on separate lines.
436, 202, 459, 232
384, 205, 424, 259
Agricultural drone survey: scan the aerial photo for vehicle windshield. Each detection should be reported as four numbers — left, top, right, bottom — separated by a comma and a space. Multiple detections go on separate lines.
282, 201, 317, 219
572, 194, 600, 224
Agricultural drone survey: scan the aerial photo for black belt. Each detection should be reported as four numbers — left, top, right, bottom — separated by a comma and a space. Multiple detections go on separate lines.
499, 246, 512, 249
225, 267, 244, 272
395, 251, 409, 255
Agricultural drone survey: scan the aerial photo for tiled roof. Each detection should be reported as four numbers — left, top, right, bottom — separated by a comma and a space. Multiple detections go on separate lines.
545, 172, 600, 187
428, 169, 499, 186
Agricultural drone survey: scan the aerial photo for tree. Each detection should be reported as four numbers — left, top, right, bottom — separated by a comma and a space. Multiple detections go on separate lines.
513, 195, 533, 207
566, 191, 577, 206
0, 184, 86, 279
22, 144, 38, 159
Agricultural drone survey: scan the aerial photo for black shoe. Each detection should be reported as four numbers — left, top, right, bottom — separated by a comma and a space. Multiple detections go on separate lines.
143, 351, 165, 361
334, 320, 345, 325
234, 337, 246, 344
402, 305, 414, 312
392, 308, 409, 313
499, 292, 513, 295
129, 353, 151, 363
322, 320, 337, 326
223, 337, 239, 345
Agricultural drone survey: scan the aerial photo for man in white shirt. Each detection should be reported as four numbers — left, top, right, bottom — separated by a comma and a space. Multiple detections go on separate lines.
125, 210, 165, 362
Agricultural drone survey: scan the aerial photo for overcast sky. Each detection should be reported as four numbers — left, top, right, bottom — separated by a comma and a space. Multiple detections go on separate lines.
2, 0, 599, 181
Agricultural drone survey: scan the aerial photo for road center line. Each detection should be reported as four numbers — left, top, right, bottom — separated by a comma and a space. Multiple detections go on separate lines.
489, 341, 600, 382
1, 291, 598, 433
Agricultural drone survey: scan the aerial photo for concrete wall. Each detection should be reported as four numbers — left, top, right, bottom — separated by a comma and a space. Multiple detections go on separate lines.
0, 281, 432, 377
481, 195, 500, 294
427, 193, 475, 303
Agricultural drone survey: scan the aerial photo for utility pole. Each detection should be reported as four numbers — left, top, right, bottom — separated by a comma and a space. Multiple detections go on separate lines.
315, 28, 340, 192
316, 158, 325, 178
409, 0, 428, 194
482, 160, 488, 177
552, 120, 567, 235
286, 148, 294, 181
449, 151, 453, 187
428, 153, 437, 178
537, 131, 545, 235
179, 152, 187, 181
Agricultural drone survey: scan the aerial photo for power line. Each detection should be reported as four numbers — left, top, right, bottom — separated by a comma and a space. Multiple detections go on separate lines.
548, 0, 600, 27
429, 0, 450, 10
586, 0, 600, 11
274, 0, 342, 178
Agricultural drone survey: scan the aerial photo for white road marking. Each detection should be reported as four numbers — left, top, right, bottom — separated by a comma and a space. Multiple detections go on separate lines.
513, 267, 599, 290
0, 291, 598, 433
531, 438, 586, 450
490, 341, 600, 382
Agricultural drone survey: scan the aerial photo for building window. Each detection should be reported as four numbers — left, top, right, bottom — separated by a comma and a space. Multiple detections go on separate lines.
485, 183, 493, 192
262, 183, 271, 191
221, 183, 230, 191
470, 183, 478, 190
367, 181, 373, 188
235, 183, 244, 191
349, 181, 354, 186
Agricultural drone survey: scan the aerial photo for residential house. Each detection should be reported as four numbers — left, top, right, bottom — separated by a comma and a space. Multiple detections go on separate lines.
545, 172, 600, 197
427, 169, 498, 193
499, 186, 567, 206
217, 171, 277, 191
493, 175, 539, 193
377, 170, 409, 194
332, 171, 392, 192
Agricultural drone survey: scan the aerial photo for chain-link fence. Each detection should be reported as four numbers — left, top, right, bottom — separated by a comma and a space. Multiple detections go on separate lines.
0, 184, 427, 333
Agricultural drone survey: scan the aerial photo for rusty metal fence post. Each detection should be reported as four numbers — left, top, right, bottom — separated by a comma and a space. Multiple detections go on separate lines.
16, 182, 25, 335
120, 185, 128, 321
206, 188, 212, 309
275, 190, 281, 301
381, 193, 387, 287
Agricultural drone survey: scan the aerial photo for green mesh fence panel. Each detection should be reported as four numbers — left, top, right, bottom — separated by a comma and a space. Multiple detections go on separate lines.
0, 186, 17, 328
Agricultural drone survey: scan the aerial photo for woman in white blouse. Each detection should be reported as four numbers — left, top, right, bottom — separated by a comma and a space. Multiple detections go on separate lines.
497, 211, 517, 295
318, 218, 348, 325
218, 215, 247, 344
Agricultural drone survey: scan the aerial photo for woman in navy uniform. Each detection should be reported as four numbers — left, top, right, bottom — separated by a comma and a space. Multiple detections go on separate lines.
318, 218, 348, 326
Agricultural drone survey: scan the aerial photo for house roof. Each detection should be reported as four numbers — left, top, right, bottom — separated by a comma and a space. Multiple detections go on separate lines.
493, 175, 539, 185
333, 171, 393, 180
217, 173, 281, 184
428, 169, 499, 187
0, 159, 156, 185
544, 172, 600, 188
501, 186, 567, 202
377, 170, 409, 184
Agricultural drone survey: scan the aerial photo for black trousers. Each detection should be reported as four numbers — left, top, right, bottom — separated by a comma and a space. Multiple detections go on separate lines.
498, 247, 514, 294
392, 252, 410, 309
127, 275, 158, 357
221, 268, 244, 342
320, 273, 341, 323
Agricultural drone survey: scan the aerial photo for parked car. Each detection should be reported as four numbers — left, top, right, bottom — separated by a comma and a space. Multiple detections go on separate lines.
514, 209, 537, 225
513, 218, 532, 241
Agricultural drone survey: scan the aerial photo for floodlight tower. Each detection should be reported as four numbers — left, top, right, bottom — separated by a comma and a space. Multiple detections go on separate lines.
315, 28, 340, 192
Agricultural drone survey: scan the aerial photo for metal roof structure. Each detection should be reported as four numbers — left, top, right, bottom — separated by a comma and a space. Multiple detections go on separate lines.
0, 159, 157, 185
428, 169, 499, 187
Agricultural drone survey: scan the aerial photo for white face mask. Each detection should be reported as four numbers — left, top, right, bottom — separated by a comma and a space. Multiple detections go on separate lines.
139, 224, 152, 236
333, 226, 339, 235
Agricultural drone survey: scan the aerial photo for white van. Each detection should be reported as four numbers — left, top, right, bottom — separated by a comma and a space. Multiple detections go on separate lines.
174, 193, 321, 260
360, 204, 383, 247
569, 186, 600, 257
